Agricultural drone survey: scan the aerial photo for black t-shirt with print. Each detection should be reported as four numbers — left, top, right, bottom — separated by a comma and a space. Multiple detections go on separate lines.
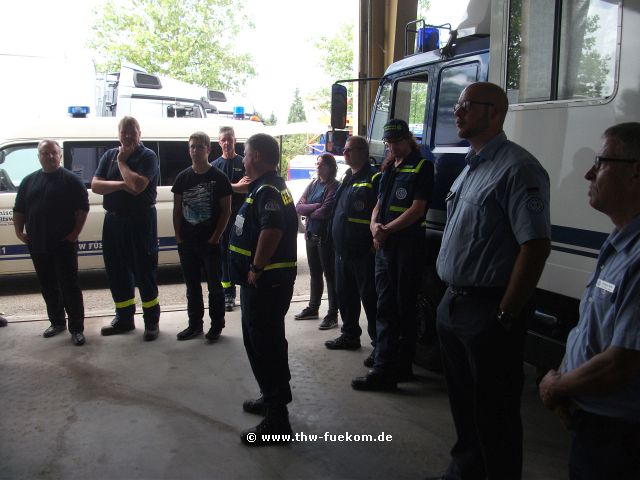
171, 165, 232, 243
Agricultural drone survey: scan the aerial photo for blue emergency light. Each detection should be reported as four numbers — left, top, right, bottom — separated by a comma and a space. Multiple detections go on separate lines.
233, 106, 245, 119
416, 27, 440, 52
68, 106, 90, 118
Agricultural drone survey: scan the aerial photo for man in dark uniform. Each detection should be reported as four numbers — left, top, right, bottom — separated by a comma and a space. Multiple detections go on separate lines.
91, 116, 161, 342
211, 126, 249, 312
13, 139, 89, 346
427, 82, 551, 480
228, 133, 297, 446
325, 136, 380, 359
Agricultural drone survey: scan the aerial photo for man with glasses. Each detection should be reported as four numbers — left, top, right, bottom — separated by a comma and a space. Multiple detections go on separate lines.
325, 136, 380, 357
172, 131, 231, 342
539, 122, 640, 479
428, 82, 551, 480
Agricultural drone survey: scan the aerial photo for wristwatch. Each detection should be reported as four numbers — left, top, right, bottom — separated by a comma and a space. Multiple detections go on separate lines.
497, 310, 515, 330
250, 264, 264, 274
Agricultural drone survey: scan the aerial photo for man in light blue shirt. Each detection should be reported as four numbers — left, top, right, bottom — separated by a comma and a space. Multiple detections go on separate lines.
429, 82, 551, 480
539, 122, 640, 479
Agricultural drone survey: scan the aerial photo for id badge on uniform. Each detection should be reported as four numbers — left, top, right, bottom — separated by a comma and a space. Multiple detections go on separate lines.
235, 214, 245, 236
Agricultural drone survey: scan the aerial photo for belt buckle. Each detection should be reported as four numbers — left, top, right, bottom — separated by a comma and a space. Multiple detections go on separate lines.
450, 285, 470, 296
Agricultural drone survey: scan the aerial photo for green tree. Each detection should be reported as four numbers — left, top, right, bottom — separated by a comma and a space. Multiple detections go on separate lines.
279, 134, 309, 177
90, 0, 255, 91
281, 89, 309, 176
416, 0, 432, 19
573, 14, 611, 98
254, 110, 277, 126
287, 88, 307, 123
306, 22, 355, 120
506, 2, 609, 99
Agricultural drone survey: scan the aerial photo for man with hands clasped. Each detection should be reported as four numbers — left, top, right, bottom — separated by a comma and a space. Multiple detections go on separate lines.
539, 122, 640, 480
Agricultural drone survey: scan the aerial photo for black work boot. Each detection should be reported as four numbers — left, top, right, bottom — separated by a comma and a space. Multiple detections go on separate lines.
143, 323, 159, 341
101, 317, 135, 336
243, 396, 267, 416
241, 405, 293, 446
351, 370, 398, 392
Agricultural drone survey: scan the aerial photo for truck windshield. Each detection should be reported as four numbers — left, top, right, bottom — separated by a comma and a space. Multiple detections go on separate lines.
370, 74, 429, 163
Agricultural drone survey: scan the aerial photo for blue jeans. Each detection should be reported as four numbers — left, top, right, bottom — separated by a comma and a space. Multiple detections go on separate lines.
305, 237, 337, 315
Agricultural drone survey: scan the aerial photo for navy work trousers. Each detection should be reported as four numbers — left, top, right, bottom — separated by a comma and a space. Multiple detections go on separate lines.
335, 250, 377, 344
220, 217, 236, 300
30, 241, 84, 333
569, 409, 640, 480
102, 208, 160, 327
437, 286, 528, 480
373, 235, 425, 375
177, 241, 225, 331
240, 279, 294, 407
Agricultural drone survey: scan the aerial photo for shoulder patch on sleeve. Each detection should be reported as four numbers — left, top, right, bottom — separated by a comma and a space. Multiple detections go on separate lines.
265, 200, 281, 212
526, 196, 544, 213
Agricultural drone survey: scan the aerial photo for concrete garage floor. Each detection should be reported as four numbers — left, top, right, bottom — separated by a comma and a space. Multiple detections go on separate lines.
0, 299, 570, 480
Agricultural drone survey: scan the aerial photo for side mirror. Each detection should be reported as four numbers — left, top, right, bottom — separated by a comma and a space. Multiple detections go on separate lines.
330, 83, 348, 129
325, 130, 350, 156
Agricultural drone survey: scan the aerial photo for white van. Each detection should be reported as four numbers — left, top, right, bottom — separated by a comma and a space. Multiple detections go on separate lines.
0, 116, 265, 275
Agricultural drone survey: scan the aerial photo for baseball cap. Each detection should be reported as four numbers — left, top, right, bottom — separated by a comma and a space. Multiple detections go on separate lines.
383, 119, 410, 140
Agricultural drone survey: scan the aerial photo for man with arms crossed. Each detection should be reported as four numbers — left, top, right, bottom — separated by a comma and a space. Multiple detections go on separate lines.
430, 82, 551, 479
91, 117, 161, 341
539, 122, 640, 480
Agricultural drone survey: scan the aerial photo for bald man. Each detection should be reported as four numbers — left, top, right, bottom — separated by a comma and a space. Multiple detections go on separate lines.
430, 82, 551, 480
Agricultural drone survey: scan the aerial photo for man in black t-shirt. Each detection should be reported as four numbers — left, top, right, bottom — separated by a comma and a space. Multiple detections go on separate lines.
172, 131, 232, 341
13, 140, 89, 345
211, 126, 250, 311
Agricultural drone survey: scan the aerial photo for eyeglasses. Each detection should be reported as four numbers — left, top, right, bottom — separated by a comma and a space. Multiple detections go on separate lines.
593, 156, 640, 169
453, 100, 495, 114
383, 138, 403, 146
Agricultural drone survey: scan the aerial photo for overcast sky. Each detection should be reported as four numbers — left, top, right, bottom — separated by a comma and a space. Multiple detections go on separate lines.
0, 0, 469, 122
